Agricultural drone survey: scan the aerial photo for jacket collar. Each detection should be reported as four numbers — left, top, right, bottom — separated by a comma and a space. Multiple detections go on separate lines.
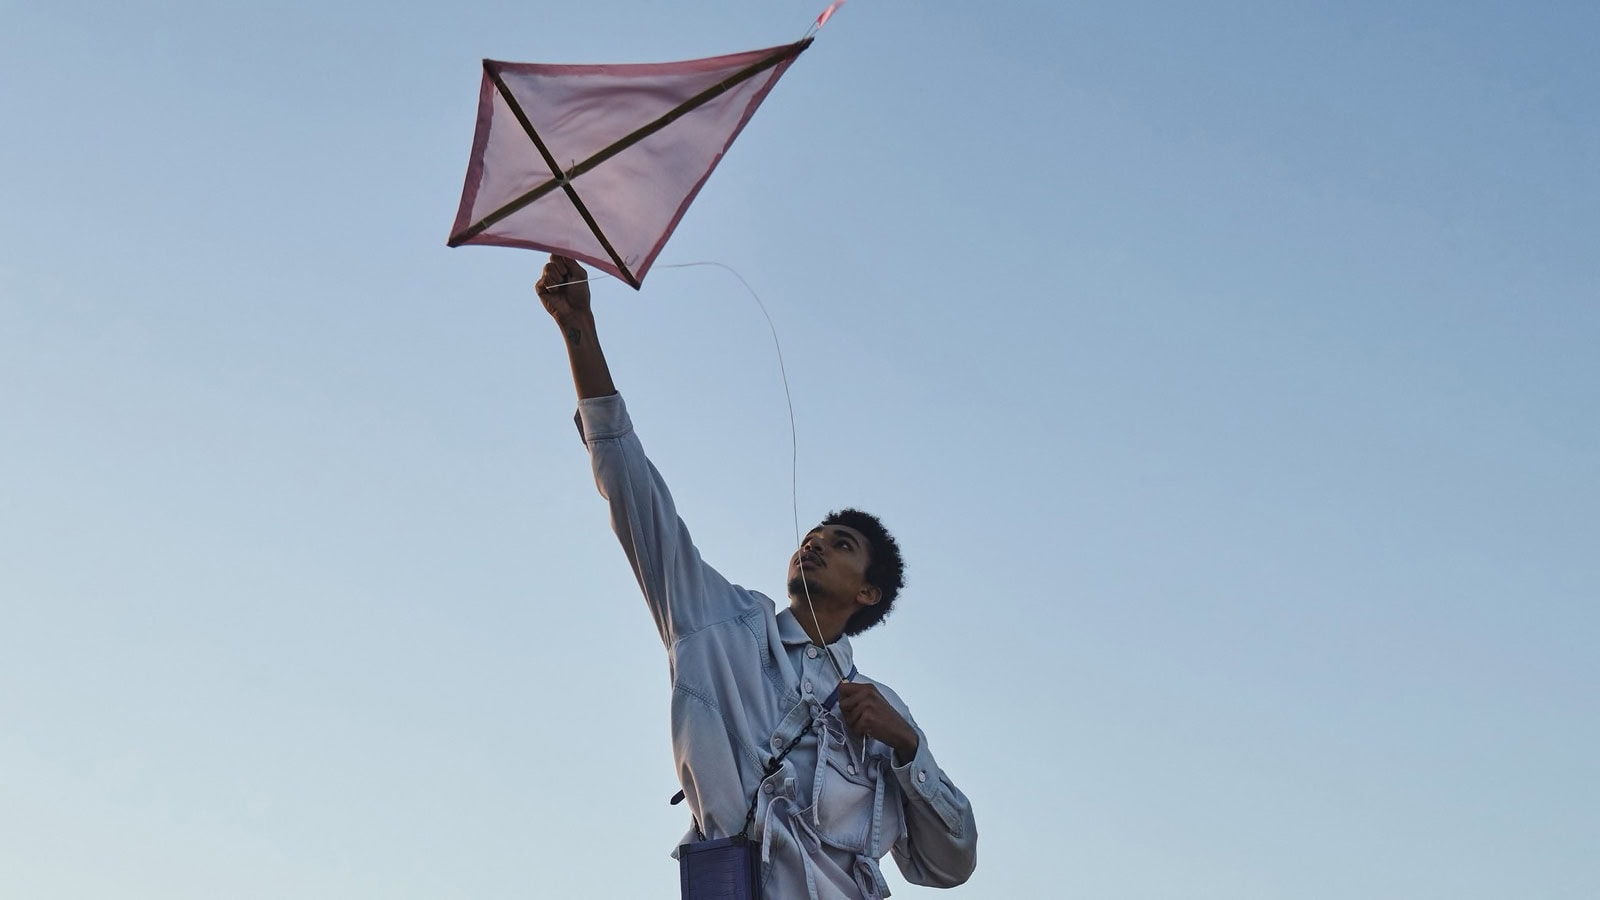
776, 606, 855, 675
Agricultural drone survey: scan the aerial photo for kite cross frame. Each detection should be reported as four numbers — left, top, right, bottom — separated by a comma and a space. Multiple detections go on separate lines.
447, 38, 813, 289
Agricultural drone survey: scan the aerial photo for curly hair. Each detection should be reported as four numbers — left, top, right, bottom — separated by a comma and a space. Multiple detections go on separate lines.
819, 508, 906, 637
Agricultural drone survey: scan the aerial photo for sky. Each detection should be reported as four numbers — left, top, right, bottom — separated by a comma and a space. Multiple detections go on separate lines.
2, 1, 1596, 897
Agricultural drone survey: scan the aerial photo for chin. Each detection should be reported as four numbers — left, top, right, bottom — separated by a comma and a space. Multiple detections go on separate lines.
787, 575, 812, 598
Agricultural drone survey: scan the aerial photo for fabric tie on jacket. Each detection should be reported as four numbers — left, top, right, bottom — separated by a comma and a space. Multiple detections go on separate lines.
852, 852, 891, 900
760, 794, 823, 898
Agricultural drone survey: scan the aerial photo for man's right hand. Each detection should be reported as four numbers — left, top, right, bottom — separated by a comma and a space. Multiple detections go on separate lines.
534, 253, 616, 400
536, 254, 592, 324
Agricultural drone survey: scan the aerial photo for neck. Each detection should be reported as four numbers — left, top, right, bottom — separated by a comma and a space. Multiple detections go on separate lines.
789, 597, 852, 645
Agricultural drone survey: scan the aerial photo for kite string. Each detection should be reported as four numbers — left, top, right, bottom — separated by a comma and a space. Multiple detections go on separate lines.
543, 261, 846, 683
656, 262, 847, 686
540, 264, 798, 534
654, 262, 800, 541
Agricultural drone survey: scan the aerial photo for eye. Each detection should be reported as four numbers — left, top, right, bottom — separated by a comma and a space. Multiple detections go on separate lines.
836, 540, 852, 550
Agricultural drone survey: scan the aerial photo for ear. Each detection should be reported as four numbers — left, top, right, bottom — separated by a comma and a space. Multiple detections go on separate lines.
855, 584, 882, 608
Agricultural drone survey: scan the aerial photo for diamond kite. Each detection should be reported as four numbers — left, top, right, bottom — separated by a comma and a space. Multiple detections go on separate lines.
447, 39, 814, 289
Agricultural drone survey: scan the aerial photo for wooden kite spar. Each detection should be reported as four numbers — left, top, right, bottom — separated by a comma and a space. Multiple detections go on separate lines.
447, 38, 817, 289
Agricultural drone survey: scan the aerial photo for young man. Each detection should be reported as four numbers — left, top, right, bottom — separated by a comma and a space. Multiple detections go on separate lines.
537, 255, 977, 899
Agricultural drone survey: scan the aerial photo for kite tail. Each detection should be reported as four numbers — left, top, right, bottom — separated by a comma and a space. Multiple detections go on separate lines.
806, 1, 847, 39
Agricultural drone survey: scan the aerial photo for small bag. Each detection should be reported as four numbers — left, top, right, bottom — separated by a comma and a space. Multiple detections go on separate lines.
678, 833, 761, 900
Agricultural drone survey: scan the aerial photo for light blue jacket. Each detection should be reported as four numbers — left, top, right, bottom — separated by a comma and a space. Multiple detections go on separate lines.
579, 394, 977, 899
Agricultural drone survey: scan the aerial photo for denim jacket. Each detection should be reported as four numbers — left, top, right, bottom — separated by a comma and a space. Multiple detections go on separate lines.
578, 394, 977, 899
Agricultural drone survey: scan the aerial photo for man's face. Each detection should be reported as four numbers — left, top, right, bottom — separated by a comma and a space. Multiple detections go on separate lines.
787, 524, 876, 605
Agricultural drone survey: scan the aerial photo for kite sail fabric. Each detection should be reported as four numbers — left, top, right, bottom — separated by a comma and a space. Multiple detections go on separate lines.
448, 39, 812, 289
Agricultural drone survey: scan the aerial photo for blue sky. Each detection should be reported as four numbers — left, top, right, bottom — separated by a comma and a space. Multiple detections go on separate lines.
2, 1, 1596, 897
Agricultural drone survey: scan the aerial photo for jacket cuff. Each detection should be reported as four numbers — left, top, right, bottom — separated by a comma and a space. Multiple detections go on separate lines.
889, 728, 942, 803
575, 392, 630, 443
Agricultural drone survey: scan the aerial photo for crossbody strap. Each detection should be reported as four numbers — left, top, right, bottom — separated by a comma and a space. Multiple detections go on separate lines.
739, 664, 857, 837
673, 664, 858, 840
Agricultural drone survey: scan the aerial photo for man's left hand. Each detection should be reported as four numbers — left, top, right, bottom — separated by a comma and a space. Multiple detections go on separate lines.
838, 682, 920, 764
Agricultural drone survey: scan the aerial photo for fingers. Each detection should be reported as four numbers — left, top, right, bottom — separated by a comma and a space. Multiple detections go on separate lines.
837, 682, 879, 735
839, 682, 883, 710
537, 255, 579, 290
538, 258, 562, 294
545, 255, 587, 288
544, 256, 566, 289
837, 682, 914, 753
535, 261, 556, 298
558, 255, 587, 282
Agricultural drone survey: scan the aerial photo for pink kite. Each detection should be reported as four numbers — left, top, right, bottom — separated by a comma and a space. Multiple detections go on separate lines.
447, 39, 814, 289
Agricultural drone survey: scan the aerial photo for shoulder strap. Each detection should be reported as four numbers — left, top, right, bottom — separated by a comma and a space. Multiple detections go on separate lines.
671, 663, 860, 838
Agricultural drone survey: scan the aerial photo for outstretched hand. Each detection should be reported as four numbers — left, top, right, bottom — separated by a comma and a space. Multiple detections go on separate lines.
536, 254, 591, 323
838, 681, 920, 764
536, 253, 615, 399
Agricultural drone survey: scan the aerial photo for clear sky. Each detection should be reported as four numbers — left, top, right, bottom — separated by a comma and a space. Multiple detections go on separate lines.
2, 1, 1596, 897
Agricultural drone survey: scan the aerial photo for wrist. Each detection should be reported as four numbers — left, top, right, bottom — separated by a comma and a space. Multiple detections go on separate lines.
556, 309, 596, 331
891, 729, 920, 765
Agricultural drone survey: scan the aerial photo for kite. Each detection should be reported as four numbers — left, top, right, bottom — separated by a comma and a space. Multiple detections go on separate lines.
447, 2, 846, 289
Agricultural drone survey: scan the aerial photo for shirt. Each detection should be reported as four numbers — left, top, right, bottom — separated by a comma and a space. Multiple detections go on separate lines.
578, 393, 978, 899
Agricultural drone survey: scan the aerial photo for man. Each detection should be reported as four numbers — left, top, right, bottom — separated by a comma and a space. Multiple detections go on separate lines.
537, 254, 976, 899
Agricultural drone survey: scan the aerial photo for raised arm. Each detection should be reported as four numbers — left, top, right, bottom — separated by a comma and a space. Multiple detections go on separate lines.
536, 255, 616, 401
536, 255, 752, 646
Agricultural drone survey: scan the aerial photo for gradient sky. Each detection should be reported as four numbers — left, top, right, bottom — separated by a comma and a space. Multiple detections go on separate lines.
3, 1, 1596, 898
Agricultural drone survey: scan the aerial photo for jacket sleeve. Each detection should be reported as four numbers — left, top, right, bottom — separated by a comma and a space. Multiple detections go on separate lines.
577, 393, 751, 646
887, 718, 979, 887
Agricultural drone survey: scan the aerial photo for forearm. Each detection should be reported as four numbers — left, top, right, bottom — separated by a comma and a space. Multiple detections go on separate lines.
891, 733, 978, 887
557, 311, 616, 400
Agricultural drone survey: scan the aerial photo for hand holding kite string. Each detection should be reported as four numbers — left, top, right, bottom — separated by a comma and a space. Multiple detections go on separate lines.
536, 254, 615, 400
838, 681, 920, 764
536, 254, 591, 323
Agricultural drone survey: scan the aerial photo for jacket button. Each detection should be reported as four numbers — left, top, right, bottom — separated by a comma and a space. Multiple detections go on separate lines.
763, 782, 776, 795
806, 647, 819, 659
772, 737, 783, 748
917, 771, 928, 783
802, 680, 813, 693
847, 764, 857, 775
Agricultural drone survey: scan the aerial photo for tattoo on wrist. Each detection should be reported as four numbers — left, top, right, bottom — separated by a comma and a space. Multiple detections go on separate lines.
565, 325, 583, 347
